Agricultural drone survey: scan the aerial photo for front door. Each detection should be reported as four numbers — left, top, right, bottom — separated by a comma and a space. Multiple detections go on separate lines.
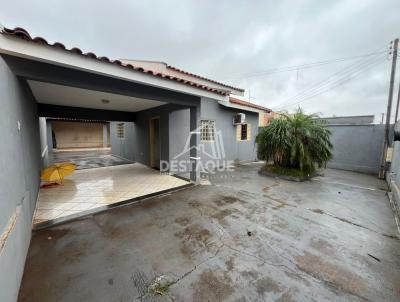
149, 117, 160, 169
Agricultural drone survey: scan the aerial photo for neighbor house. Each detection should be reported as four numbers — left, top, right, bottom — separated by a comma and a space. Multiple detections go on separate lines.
0, 25, 270, 301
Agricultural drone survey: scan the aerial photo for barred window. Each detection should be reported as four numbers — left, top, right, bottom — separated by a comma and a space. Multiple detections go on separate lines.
200, 120, 216, 142
241, 124, 248, 140
117, 123, 125, 139
237, 123, 251, 141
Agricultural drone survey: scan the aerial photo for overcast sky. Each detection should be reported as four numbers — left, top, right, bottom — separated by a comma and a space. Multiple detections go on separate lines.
1, 0, 399, 120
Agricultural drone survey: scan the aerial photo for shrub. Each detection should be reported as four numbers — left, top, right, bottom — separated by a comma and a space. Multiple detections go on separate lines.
256, 109, 332, 174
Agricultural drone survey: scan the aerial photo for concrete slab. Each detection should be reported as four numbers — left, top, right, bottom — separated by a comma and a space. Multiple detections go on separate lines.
19, 165, 400, 301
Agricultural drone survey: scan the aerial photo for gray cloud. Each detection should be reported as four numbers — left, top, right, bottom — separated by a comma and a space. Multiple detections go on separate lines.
1, 0, 399, 120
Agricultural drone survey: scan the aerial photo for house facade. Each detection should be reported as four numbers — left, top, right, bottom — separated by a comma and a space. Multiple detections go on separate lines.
106, 71, 271, 176
0, 25, 269, 301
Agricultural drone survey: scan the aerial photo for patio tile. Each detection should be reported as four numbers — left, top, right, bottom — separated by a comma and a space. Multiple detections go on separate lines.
70, 203, 97, 211
33, 163, 189, 225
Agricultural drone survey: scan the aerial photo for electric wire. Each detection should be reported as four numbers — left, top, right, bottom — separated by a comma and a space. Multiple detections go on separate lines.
274, 57, 386, 110
274, 56, 384, 108
222, 49, 388, 80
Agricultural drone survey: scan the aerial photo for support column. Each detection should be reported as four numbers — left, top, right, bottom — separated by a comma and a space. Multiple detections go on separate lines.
103, 123, 108, 147
190, 105, 200, 182
46, 120, 53, 152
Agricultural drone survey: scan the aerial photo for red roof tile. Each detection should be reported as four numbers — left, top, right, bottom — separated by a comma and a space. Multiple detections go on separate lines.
167, 65, 244, 92
1, 27, 233, 96
229, 97, 271, 112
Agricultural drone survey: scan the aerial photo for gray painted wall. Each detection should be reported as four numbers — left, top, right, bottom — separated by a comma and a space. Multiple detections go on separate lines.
103, 124, 108, 147
110, 121, 136, 161
110, 99, 259, 175
387, 122, 400, 228
111, 104, 191, 166
327, 124, 386, 174
390, 142, 400, 185
200, 98, 258, 165
169, 108, 191, 171
316, 115, 374, 125
38, 117, 49, 167
0, 57, 41, 302
168, 98, 259, 175
46, 120, 53, 153
389, 122, 400, 185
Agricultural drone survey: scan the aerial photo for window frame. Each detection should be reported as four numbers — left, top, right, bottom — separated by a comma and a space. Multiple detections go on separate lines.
200, 120, 216, 142
240, 124, 248, 141
116, 122, 125, 139
237, 123, 251, 142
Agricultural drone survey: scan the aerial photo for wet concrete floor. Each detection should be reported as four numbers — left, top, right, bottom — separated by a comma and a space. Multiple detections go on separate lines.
49, 149, 132, 170
18, 164, 400, 301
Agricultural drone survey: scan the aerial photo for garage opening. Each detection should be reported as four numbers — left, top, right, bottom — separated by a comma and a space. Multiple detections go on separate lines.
32, 81, 192, 228
52, 120, 110, 150
47, 118, 132, 170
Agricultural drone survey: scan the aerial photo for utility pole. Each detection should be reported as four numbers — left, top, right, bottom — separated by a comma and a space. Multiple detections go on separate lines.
379, 38, 398, 179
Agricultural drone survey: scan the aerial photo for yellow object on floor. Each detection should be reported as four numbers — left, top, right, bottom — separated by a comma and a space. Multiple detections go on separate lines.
33, 163, 189, 224
41, 162, 76, 183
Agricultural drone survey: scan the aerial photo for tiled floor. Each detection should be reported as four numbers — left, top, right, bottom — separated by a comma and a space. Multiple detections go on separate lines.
49, 149, 132, 170
33, 163, 189, 224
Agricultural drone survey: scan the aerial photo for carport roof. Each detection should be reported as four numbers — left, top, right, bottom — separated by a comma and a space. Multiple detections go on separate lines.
1, 26, 241, 97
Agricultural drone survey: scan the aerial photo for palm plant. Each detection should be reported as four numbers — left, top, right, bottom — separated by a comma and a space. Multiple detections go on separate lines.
256, 109, 332, 174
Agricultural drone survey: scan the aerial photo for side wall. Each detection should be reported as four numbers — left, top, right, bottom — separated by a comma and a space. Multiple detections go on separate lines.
38, 117, 49, 167
169, 108, 190, 165
110, 104, 190, 165
46, 120, 53, 152
110, 121, 136, 161
0, 57, 41, 302
387, 121, 400, 232
327, 124, 386, 174
200, 98, 259, 165
110, 99, 258, 175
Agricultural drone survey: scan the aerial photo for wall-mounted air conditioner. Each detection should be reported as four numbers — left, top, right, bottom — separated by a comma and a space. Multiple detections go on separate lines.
233, 113, 246, 125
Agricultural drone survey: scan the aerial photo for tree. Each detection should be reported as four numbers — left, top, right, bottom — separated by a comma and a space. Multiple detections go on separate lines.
256, 109, 332, 174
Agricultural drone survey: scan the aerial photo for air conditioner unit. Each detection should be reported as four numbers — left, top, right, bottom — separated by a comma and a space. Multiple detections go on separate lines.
233, 113, 246, 125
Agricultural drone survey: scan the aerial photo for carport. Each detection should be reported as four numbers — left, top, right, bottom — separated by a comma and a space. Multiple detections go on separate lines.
0, 26, 230, 227
2, 45, 205, 182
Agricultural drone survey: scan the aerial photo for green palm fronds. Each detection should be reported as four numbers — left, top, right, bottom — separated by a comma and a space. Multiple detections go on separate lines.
256, 109, 332, 174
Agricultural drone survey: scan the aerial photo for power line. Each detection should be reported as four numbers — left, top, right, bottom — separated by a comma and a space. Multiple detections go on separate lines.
273, 52, 387, 109
285, 61, 384, 109
222, 49, 388, 80
275, 57, 385, 110
276, 58, 385, 109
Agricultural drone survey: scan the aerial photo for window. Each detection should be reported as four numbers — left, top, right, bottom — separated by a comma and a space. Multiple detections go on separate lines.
117, 123, 125, 139
200, 120, 216, 142
237, 123, 251, 141
241, 124, 248, 140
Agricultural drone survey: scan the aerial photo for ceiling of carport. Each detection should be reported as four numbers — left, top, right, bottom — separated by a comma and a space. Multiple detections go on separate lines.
28, 80, 166, 112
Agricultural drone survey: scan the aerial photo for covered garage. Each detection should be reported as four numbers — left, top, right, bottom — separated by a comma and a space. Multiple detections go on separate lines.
51, 120, 110, 149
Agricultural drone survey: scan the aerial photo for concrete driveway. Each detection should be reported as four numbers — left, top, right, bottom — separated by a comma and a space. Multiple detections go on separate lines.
18, 164, 400, 301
